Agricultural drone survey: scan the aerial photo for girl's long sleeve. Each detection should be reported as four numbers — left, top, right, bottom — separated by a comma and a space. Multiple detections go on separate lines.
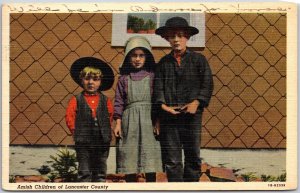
113, 76, 127, 120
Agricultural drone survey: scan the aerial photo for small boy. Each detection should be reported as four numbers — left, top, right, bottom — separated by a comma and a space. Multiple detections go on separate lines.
66, 57, 115, 182
154, 17, 214, 182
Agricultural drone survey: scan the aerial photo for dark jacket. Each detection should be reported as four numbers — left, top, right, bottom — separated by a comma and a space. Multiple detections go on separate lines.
153, 49, 213, 111
74, 92, 111, 144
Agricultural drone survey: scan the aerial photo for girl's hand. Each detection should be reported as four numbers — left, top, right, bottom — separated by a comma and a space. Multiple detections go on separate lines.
161, 104, 181, 115
153, 119, 160, 136
114, 119, 122, 139
153, 119, 160, 141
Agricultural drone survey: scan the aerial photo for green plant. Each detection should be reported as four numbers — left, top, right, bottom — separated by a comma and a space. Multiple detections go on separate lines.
9, 175, 16, 183
127, 15, 136, 30
146, 19, 156, 29
260, 172, 286, 182
144, 21, 150, 31
135, 18, 145, 31
47, 171, 59, 182
47, 168, 58, 182
261, 174, 277, 182
276, 172, 286, 182
48, 147, 78, 182
127, 15, 156, 32
127, 15, 142, 32
38, 165, 51, 175
241, 172, 257, 182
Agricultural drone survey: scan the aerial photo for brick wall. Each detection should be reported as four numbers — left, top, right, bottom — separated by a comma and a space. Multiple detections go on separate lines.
9, 13, 286, 148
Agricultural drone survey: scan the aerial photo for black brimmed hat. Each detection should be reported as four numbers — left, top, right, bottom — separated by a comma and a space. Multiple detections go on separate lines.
155, 17, 199, 37
70, 57, 114, 91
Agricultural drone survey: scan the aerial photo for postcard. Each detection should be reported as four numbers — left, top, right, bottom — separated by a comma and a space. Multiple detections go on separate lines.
1, 2, 297, 191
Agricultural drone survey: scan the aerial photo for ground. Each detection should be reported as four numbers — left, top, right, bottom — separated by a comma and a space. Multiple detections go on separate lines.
8, 146, 286, 182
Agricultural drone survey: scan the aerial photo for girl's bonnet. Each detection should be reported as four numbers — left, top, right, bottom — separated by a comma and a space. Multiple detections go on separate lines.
119, 36, 155, 75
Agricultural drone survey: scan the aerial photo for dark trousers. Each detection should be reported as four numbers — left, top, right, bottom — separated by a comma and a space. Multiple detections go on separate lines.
75, 143, 110, 182
160, 112, 202, 182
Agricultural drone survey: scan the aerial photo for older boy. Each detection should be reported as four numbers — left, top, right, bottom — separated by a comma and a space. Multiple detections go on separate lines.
154, 17, 214, 182
66, 57, 114, 182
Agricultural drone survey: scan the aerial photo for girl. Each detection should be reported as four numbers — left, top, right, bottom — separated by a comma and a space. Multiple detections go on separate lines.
113, 36, 161, 182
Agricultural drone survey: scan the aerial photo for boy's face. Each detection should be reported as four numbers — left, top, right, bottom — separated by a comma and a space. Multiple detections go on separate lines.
165, 29, 189, 53
129, 49, 146, 69
82, 74, 101, 94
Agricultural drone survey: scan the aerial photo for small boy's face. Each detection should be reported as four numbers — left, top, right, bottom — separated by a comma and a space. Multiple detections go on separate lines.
82, 74, 101, 94
129, 49, 146, 69
165, 29, 189, 53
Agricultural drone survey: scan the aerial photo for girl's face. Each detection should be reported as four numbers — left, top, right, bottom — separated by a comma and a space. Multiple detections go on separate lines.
129, 49, 146, 69
82, 74, 101, 94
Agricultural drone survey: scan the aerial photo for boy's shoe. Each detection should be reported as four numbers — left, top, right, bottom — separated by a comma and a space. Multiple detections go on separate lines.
92, 174, 106, 182
136, 173, 146, 182
92, 178, 106, 182
145, 172, 156, 182
79, 174, 92, 182
125, 173, 137, 182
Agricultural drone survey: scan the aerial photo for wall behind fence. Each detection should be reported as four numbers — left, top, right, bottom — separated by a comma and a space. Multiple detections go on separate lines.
9, 13, 286, 148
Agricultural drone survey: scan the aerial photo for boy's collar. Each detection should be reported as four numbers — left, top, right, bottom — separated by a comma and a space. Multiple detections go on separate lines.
170, 49, 190, 58
83, 91, 99, 96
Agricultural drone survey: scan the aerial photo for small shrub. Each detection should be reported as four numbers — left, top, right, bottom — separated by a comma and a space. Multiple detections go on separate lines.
9, 175, 15, 183
261, 173, 286, 182
38, 165, 51, 175
47, 171, 59, 182
241, 172, 257, 182
48, 147, 78, 182
276, 172, 286, 182
261, 174, 277, 182
147, 19, 156, 29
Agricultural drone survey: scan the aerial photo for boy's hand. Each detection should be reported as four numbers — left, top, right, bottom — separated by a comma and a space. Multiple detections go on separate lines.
161, 104, 181, 115
113, 119, 122, 139
180, 100, 200, 114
